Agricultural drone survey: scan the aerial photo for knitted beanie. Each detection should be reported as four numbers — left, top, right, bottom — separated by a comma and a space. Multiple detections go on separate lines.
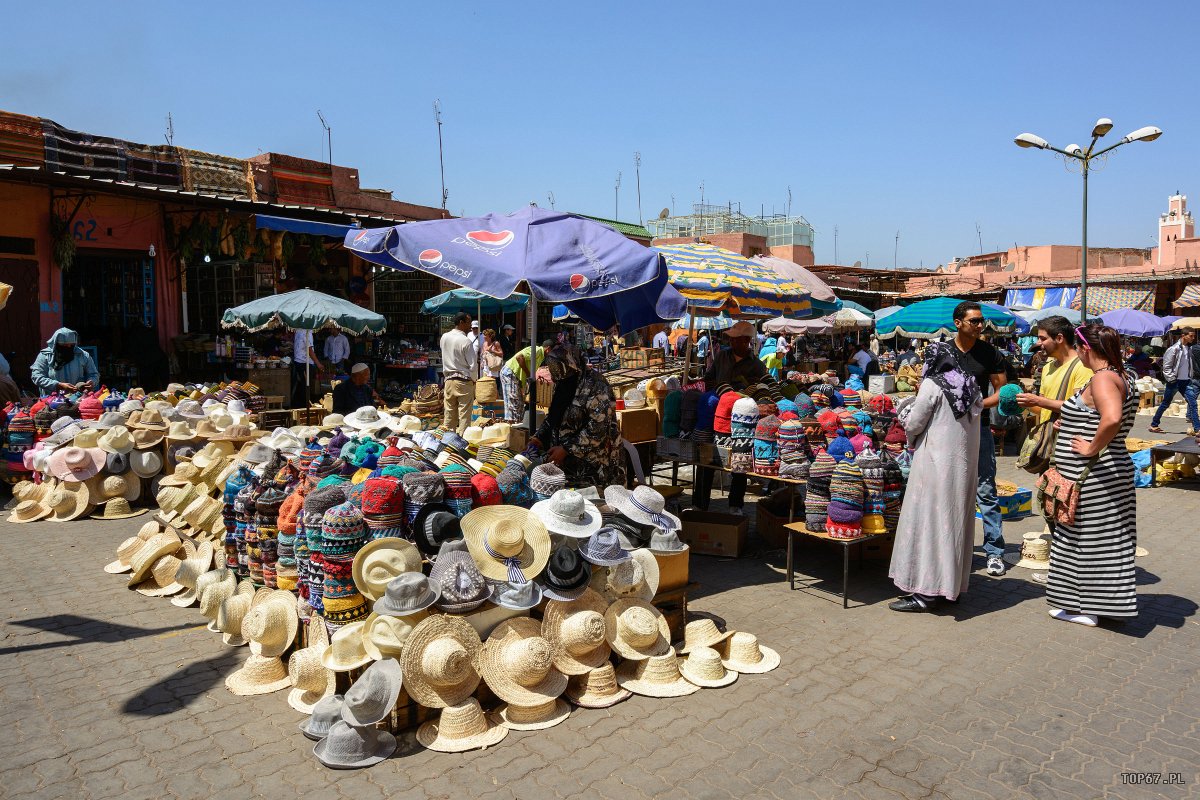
998, 383, 1022, 418
301, 484, 348, 608
470, 472, 502, 507
693, 391, 718, 443
805, 452, 836, 531
817, 409, 842, 442
662, 390, 684, 438
852, 410, 874, 436
894, 448, 913, 481
440, 463, 474, 517
403, 472, 446, 524
325, 430, 349, 458
730, 397, 760, 441
729, 438, 754, 474
775, 398, 798, 420
793, 393, 817, 419
826, 458, 864, 539
752, 414, 782, 476
320, 501, 368, 558
361, 476, 406, 539
530, 463, 567, 501
827, 431, 857, 463
845, 374, 864, 391
867, 393, 895, 414
714, 391, 742, 436
857, 450, 887, 534
678, 389, 703, 438
496, 465, 534, 508
883, 420, 908, 454
840, 413, 860, 438
881, 450, 905, 534
849, 432, 873, 455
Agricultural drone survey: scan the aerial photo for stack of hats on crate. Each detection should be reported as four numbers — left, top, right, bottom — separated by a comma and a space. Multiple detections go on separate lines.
728, 397, 760, 474
777, 419, 811, 480
826, 457, 865, 540
752, 415, 781, 477
805, 451, 836, 532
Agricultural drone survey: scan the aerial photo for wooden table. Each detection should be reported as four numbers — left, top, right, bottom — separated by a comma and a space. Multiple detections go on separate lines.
785, 522, 889, 608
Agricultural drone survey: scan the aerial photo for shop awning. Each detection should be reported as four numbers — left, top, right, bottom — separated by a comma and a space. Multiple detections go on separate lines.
1069, 283, 1155, 315
253, 214, 357, 238
1003, 286, 1078, 310
1173, 283, 1200, 309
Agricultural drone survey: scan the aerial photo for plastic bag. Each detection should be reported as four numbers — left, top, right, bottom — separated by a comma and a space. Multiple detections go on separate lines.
1131, 449, 1153, 489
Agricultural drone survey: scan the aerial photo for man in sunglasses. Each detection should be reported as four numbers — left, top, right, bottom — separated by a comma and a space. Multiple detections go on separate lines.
951, 301, 1010, 576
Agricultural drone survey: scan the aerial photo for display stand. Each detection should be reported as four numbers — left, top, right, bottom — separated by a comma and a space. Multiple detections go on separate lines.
784, 522, 888, 609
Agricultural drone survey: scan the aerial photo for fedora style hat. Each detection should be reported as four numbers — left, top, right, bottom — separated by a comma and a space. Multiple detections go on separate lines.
7, 499, 51, 524
720, 631, 780, 674
530, 489, 602, 539
675, 618, 733, 655
300, 694, 345, 741
48, 447, 105, 482
578, 527, 631, 567
412, 503, 463, 557
599, 550, 660, 603
416, 698, 507, 753
225, 653, 293, 697
130, 408, 169, 431
72, 427, 103, 449
489, 580, 543, 611
353, 538, 423, 602
603, 485, 681, 532
399, 614, 483, 708
541, 588, 612, 675
93, 411, 127, 430
104, 450, 130, 476
615, 652, 701, 698
93, 497, 147, 521
130, 427, 165, 450
372, 573, 440, 617
564, 663, 631, 709
537, 546, 592, 602
462, 506, 551, 583
343, 406, 390, 432
321, 620, 373, 672
192, 419, 223, 439
242, 589, 299, 658
648, 529, 688, 553
429, 551, 491, 613
679, 645, 738, 688
97, 426, 135, 455
362, 609, 430, 662
478, 618, 568, 708
340, 658, 403, 727
604, 598, 671, 661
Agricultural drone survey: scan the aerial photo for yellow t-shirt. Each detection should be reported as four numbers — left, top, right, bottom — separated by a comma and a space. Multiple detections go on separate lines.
1038, 356, 1093, 423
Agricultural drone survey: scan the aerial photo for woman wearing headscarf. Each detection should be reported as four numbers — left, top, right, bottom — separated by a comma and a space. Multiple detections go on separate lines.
887, 342, 983, 612
529, 339, 626, 488
30, 328, 99, 394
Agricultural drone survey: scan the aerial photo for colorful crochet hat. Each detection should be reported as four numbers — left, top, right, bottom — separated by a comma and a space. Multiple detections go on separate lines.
730, 397, 760, 441
678, 390, 703, 438
867, 393, 895, 414
856, 450, 887, 535
470, 472, 501, 508
752, 415, 781, 477
530, 463, 567, 502
361, 476, 406, 539
713, 391, 742, 436
805, 452, 836, 531
826, 457, 864, 539
403, 472, 446, 526
440, 464, 474, 517
826, 431, 857, 463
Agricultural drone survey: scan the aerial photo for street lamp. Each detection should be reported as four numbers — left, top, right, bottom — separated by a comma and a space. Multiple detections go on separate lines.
1013, 118, 1162, 321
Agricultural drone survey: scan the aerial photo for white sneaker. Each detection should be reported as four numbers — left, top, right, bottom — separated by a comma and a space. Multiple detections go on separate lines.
1049, 608, 1097, 627
727, 506, 744, 517
986, 556, 1006, 576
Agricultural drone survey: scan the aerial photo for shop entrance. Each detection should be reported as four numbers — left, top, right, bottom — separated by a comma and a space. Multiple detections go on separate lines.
0, 258, 39, 389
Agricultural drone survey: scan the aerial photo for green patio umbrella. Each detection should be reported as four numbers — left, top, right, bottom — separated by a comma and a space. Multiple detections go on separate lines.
875, 297, 1017, 340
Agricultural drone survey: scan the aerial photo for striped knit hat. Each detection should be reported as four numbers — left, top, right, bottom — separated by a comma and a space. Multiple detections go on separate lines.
775, 399, 798, 421
752, 415, 781, 477
826, 458, 864, 539
440, 463, 474, 517
839, 388, 861, 408
403, 472, 445, 525
661, 390, 683, 438
255, 486, 287, 589
378, 444, 405, 468
840, 411, 860, 437
728, 438, 754, 474
320, 501, 369, 558
496, 465, 533, 508
530, 463, 566, 501
301, 484, 348, 610
883, 420, 907, 454
298, 439, 323, 473
881, 450, 905, 534
678, 390, 703, 438
856, 450, 887, 535
730, 397, 760, 441
805, 452, 836, 531
361, 476, 406, 539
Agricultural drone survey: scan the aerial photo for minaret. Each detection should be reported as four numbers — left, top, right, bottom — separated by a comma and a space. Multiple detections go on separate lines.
1159, 193, 1194, 265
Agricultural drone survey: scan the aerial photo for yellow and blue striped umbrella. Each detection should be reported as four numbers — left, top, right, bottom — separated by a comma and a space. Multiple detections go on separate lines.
653, 243, 812, 318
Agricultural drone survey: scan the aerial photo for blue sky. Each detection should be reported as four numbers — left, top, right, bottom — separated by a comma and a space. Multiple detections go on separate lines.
3, 1, 1195, 269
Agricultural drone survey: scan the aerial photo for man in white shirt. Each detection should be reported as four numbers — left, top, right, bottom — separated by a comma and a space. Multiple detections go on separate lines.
440, 312, 478, 433
652, 328, 669, 356
323, 331, 350, 373
850, 345, 879, 377
291, 328, 323, 409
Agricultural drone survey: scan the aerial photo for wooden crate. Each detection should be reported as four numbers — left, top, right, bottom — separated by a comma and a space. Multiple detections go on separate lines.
292, 407, 325, 426
257, 409, 293, 430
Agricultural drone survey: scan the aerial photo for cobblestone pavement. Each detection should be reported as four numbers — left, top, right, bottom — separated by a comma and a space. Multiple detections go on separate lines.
2, 418, 1199, 799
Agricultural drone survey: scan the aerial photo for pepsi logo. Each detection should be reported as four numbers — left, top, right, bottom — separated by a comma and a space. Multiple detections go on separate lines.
466, 229, 514, 249
569, 274, 591, 293
352, 230, 369, 243
418, 249, 443, 268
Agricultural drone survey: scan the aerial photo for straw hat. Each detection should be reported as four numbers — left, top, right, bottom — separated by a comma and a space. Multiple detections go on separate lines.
97, 426, 135, 455
679, 645, 738, 688
198, 571, 238, 628
7, 500, 51, 524
132, 542, 195, 596
599, 550, 660, 602
1004, 529, 1052, 570
675, 618, 733, 655
462, 506, 551, 583
46, 481, 93, 521
478, 618, 568, 707
299, 694, 345, 741
399, 614, 482, 708
159, 462, 204, 488
165, 421, 198, 441
352, 537, 423, 601
541, 589, 612, 675
604, 598, 671, 661
130, 408, 169, 431
242, 589, 299, 658
92, 497, 148, 521
321, 620, 373, 672
126, 531, 183, 585
530, 490, 602, 539
362, 609, 429, 662
415, 698, 508, 753
287, 645, 336, 714
217, 588, 254, 647
169, 542, 218, 607
130, 427, 166, 450
95, 472, 141, 504
564, 663, 631, 709
103, 523, 159, 573
225, 653, 292, 696
497, 698, 572, 731
341, 658, 403, 727
615, 652, 701, 698
719, 632, 780, 674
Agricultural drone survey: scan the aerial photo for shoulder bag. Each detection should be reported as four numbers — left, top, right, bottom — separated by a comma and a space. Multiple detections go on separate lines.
1035, 451, 1100, 526
1016, 359, 1078, 474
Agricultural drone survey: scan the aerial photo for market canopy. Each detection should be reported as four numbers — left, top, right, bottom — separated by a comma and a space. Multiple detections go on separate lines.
1071, 283, 1156, 315
221, 288, 385, 335
983, 302, 1029, 334
763, 315, 834, 335
1004, 286, 1078, 311
829, 308, 873, 329
421, 288, 529, 316
1017, 305, 1081, 325
753, 255, 840, 312
671, 312, 736, 331
875, 297, 1018, 340
873, 305, 904, 322
1172, 284, 1200, 310
1097, 307, 1168, 338
1171, 317, 1200, 330
838, 300, 873, 316
654, 243, 812, 318
254, 214, 356, 238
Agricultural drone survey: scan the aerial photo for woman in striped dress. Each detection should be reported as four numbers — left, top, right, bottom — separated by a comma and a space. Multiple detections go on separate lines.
1044, 322, 1138, 626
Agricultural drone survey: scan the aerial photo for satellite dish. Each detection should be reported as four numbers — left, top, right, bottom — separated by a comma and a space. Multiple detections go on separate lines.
658, 208, 670, 219
852, 260, 862, 269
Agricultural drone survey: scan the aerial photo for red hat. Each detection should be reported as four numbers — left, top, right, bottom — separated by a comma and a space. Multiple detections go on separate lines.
361, 475, 405, 518
817, 409, 842, 441
78, 393, 104, 420
868, 393, 895, 414
470, 472, 501, 507
884, 422, 907, 446
714, 391, 743, 435
277, 489, 306, 536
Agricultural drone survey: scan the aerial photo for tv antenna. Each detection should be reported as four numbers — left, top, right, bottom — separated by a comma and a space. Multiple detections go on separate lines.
433, 101, 448, 211
316, 110, 332, 166
787, 185, 792, 218
164, 112, 175, 146
634, 152, 643, 224
614, 171, 622, 221
547, 191, 555, 210
834, 225, 839, 264
975, 222, 983, 255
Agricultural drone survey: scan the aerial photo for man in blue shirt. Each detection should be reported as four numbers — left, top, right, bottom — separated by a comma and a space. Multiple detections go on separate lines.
30, 328, 99, 393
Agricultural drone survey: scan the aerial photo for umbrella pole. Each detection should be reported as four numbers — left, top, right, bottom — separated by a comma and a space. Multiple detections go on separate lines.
686, 304, 695, 380
528, 295, 538, 435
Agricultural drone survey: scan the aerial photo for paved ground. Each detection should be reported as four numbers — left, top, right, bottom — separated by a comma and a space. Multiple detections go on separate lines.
2, 416, 1199, 799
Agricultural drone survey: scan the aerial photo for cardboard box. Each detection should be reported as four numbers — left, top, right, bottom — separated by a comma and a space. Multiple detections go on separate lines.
868, 374, 896, 394
860, 533, 895, 561
679, 509, 748, 557
618, 408, 659, 444
755, 499, 791, 551
976, 488, 1033, 521
653, 549, 690, 592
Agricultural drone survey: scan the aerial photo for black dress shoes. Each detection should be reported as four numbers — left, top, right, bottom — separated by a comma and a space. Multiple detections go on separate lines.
888, 595, 933, 612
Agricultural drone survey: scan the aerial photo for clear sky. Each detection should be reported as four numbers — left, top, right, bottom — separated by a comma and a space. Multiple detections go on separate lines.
3, 1, 1195, 269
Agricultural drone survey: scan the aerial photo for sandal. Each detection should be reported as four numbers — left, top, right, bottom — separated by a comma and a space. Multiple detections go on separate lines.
1148, 426, 1165, 433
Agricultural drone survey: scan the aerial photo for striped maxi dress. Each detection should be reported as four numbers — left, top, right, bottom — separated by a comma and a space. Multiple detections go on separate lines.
1046, 368, 1138, 618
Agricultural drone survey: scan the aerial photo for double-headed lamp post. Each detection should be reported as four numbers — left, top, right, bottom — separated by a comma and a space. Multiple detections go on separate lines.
1014, 119, 1162, 321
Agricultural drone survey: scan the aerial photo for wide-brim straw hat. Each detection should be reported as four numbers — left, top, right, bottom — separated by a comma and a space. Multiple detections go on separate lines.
352, 537, 423, 601
126, 531, 183, 585
7, 500, 51, 524
462, 506, 551, 583
478, 618, 569, 707
415, 698, 508, 753
92, 497, 148, 521
720, 632, 780, 674
133, 542, 197, 596
103, 523, 160, 573
616, 652, 701, 698
362, 610, 429, 662
604, 598, 671, 661
198, 571, 239, 626
675, 618, 733, 655
169, 542, 218, 606
321, 620, 373, 672
225, 653, 292, 696
541, 589, 612, 675
217, 589, 254, 647
679, 645, 738, 688
243, 589, 299, 658
87, 472, 141, 504
564, 663, 631, 709
287, 645, 337, 714
47, 481, 93, 522
497, 698, 572, 731
399, 614, 483, 709
599, 549, 659, 603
